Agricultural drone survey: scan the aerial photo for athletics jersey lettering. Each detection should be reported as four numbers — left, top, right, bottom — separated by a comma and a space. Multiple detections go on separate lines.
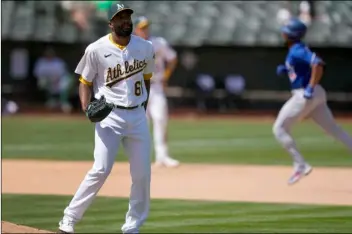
105, 59, 147, 87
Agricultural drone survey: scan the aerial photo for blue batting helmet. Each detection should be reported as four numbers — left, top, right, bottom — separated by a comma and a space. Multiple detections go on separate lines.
281, 18, 307, 40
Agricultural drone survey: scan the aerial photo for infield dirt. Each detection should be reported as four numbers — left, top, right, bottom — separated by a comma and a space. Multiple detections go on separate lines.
3, 159, 352, 205
2, 159, 352, 233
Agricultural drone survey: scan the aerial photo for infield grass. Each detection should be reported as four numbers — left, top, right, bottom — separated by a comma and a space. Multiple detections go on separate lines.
2, 194, 352, 233
2, 116, 352, 166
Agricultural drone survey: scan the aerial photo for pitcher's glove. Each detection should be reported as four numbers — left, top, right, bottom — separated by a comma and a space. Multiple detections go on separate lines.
85, 96, 114, 123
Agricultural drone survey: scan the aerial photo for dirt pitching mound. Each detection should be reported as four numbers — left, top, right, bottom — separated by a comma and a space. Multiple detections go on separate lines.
1, 221, 52, 233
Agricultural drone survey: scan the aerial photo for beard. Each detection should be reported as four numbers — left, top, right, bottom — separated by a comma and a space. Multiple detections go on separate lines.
114, 23, 133, 37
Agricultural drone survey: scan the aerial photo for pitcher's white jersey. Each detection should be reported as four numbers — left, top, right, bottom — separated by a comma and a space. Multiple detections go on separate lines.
149, 36, 177, 93
75, 34, 155, 107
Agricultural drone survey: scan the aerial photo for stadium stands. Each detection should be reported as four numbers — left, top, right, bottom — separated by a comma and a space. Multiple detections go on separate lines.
2, 1, 351, 47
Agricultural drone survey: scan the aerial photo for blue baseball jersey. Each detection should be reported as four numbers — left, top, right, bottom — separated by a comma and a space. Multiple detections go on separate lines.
285, 42, 323, 89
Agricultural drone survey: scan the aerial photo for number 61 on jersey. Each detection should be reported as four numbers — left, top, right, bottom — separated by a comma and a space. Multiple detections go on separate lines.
134, 80, 143, 96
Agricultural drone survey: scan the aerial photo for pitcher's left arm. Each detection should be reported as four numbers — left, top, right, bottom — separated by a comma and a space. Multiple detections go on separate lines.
143, 43, 156, 110
143, 75, 151, 111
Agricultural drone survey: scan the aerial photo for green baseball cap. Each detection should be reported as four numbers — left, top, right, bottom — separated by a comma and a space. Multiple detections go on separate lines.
108, 3, 134, 21
134, 16, 150, 29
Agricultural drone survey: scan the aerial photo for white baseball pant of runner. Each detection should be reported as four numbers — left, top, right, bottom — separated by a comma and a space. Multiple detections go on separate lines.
273, 84, 352, 164
63, 107, 151, 233
146, 89, 170, 160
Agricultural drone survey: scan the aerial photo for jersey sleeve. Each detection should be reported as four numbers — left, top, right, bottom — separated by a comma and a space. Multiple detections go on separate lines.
294, 47, 324, 66
75, 46, 98, 85
160, 37, 177, 61
143, 42, 155, 79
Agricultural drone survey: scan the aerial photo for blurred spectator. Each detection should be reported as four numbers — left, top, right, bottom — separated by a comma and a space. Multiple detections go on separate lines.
195, 74, 216, 112
60, 1, 120, 37
60, 1, 96, 31
180, 50, 198, 71
10, 48, 29, 80
277, 1, 315, 27
299, 1, 313, 26
276, 2, 292, 26
91, 1, 119, 37
33, 47, 73, 113
220, 75, 246, 112
93, 1, 116, 17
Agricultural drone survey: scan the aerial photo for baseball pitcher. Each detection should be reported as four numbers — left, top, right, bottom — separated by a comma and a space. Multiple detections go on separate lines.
134, 16, 180, 168
58, 4, 155, 233
274, 18, 352, 185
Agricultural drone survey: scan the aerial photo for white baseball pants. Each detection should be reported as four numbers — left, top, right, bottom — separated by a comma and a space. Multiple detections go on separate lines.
273, 85, 352, 164
63, 107, 151, 233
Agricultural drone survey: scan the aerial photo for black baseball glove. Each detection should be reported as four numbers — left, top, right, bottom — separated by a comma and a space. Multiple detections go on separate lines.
85, 96, 114, 123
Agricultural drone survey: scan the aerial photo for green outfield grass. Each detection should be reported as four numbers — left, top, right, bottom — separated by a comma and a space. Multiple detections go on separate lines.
2, 116, 352, 166
2, 194, 352, 233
